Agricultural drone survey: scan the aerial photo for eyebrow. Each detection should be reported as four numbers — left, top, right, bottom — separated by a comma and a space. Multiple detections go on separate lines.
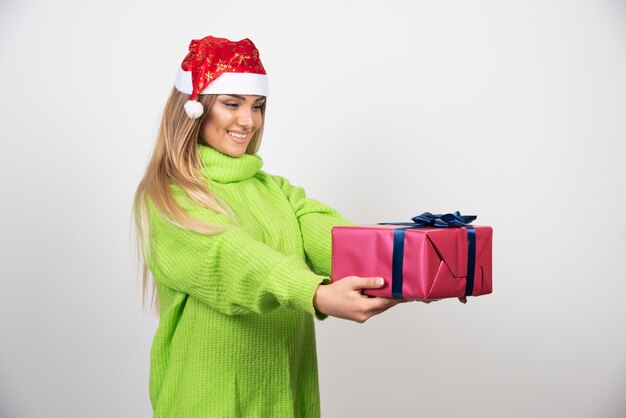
225, 94, 266, 103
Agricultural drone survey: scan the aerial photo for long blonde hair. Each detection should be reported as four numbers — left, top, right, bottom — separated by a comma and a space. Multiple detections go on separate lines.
133, 87, 266, 311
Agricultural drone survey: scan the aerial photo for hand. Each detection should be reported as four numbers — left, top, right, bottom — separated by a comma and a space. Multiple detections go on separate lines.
406, 297, 467, 304
313, 276, 406, 323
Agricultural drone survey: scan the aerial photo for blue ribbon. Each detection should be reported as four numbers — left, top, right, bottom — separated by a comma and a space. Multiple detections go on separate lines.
392, 229, 406, 298
465, 226, 476, 297
379, 212, 477, 298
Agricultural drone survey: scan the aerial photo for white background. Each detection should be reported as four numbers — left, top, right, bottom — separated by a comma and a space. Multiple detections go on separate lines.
1, 1, 625, 417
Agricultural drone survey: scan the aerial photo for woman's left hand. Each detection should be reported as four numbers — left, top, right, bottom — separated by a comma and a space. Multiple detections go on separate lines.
403, 297, 467, 304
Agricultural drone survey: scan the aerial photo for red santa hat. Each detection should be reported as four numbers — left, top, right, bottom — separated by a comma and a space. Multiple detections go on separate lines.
174, 36, 269, 119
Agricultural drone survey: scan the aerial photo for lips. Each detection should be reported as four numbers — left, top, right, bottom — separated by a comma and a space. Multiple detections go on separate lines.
227, 130, 248, 144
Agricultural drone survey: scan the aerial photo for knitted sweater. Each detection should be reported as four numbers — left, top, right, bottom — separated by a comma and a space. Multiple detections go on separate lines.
147, 144, 353, 418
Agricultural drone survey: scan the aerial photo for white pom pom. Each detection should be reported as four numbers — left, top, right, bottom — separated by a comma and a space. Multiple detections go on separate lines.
184, 100, 204, 119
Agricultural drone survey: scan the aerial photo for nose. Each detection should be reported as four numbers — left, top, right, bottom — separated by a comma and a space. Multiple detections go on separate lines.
237, 107, 254, 130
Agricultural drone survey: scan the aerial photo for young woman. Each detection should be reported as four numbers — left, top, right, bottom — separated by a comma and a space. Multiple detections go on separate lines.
133, 35, 405, 417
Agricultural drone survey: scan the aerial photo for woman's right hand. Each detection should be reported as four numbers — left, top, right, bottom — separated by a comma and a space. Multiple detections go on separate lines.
313, 276, 406, 323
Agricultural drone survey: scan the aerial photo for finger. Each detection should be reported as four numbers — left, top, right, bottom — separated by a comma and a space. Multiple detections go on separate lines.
364, 297, 402, 311
369, 299, 405, 316
369, 307, 390, 317
383, 297, 409, 303
350, 276, 386, 290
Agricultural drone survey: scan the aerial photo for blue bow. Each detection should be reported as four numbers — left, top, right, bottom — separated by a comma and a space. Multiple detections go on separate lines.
380, 211, 476, 228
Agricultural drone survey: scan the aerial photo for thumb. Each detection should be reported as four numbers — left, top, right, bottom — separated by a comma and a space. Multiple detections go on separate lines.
348, 276, 386, 290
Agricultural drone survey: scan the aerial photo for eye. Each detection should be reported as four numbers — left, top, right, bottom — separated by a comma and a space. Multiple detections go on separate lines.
224, 102, 239, 109
253, 104, 264, 111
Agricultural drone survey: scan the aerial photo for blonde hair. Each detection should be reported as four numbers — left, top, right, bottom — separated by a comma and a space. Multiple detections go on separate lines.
133, 87, 266, 311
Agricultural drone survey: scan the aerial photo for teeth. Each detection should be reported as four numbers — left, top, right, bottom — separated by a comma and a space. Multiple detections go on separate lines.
229, 131, 247, 139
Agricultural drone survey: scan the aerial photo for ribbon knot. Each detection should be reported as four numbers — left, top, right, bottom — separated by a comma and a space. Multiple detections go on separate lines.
411, 211, 476, 228
380, 211, 477, 228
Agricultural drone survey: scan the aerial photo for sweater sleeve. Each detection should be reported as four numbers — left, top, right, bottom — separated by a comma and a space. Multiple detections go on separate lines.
270, 175, 356, 277
146, 192, 328, 317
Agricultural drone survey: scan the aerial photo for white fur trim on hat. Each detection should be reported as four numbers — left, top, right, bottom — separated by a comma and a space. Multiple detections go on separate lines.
175, 69, 269, 97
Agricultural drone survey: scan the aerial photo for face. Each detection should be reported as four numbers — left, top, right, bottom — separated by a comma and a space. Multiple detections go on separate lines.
200, 94, 265, 157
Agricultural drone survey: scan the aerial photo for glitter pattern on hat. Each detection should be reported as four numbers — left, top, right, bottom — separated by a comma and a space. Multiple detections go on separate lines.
181, 36, 266, 102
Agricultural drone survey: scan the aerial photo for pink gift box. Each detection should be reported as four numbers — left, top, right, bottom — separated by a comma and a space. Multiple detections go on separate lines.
331, 224, 493, 299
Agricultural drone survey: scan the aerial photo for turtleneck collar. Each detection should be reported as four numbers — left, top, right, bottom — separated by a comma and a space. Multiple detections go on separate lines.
198, 144, 263, 183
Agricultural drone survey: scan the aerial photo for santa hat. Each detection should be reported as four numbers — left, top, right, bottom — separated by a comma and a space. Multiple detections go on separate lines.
174, 36, 269, 119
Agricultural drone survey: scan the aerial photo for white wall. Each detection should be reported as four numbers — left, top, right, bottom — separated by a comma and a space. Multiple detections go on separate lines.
1, 1, 625, 417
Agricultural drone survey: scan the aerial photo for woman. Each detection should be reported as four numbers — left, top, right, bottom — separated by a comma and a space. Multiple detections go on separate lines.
133, 35, 404, 418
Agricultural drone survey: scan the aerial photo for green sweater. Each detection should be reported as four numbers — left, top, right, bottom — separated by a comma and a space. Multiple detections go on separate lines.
147, 144, 353, 417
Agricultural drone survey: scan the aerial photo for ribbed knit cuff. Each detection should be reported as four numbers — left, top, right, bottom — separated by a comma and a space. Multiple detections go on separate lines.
313, 277, 331, 321
289, 270, 329, 318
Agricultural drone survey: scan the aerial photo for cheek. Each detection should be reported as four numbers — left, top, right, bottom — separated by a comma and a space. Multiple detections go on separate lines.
208, 107, 235, 130
201, 121, 226, 148
202, 110, 231, 141
201, 122, 217, 142
253, 113, 263, 129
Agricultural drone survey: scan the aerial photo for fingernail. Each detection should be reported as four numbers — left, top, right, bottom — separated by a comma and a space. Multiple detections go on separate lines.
376, 278, 384, 286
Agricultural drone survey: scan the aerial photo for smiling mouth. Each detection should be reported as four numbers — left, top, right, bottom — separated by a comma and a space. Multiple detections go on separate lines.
228, 131, 248, 144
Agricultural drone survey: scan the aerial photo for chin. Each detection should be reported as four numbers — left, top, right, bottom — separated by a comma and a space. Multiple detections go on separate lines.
224, 145, 248, 158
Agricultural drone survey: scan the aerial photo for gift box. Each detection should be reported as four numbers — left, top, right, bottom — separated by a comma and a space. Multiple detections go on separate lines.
331, 212, 493, 299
